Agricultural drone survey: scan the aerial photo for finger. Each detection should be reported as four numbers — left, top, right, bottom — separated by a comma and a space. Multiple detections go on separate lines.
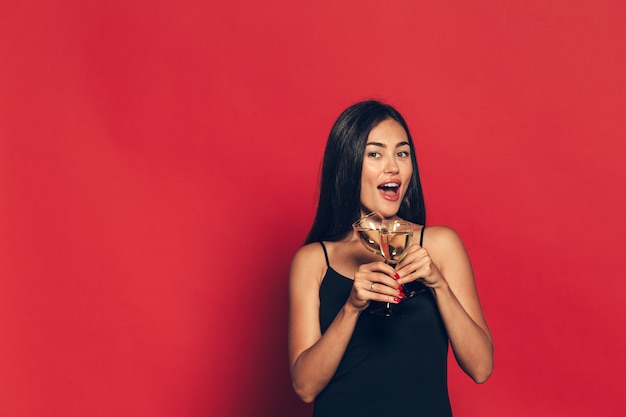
368, 279, 405, 300
397, 264, 433, 285
355, 267, 400, 289
368, 283, 402, 304
397, 247, 428, 267
370, 291, 403, 304
362, 261, 396, 276
395, 253, 433, 282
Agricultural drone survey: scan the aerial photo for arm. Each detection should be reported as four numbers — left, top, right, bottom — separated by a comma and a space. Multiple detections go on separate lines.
288, 243, 401, 402
395, 226, 494, 383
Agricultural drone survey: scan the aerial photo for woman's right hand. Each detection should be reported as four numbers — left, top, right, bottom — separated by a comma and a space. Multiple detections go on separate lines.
349, 261, 404, 311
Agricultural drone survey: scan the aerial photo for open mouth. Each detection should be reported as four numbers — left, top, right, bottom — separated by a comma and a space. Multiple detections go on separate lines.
377, 182, 400, 196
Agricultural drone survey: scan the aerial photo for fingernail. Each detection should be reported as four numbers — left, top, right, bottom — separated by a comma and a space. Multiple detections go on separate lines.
394, 272, 400, 280
399, 292, 406, 298
398, 285, 403, 290
393, 297, 401, 303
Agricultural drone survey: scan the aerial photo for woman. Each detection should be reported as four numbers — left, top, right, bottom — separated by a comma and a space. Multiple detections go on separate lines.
288, 100, 493, 416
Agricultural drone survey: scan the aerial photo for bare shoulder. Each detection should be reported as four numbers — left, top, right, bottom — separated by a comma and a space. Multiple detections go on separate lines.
291, 242, 327, 269
422, 225, 465, 248
290, 242, 328, 287
422, 225, 470, 268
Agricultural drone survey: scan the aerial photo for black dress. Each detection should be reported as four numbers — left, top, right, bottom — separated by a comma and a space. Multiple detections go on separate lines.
313, 227, 452, 417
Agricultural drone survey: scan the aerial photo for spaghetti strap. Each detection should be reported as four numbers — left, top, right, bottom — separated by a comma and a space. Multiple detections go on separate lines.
419, 225, 426, 246
319, 242, 330, 267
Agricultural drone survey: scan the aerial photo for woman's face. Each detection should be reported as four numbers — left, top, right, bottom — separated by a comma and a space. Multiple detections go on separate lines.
360, 118, 413, 219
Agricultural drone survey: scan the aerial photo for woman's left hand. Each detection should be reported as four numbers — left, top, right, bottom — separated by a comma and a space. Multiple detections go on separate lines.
393, 242, 445, 289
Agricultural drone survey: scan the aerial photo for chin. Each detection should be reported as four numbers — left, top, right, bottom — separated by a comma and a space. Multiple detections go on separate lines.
378, 207, 402, 219
361, 202, 401, 219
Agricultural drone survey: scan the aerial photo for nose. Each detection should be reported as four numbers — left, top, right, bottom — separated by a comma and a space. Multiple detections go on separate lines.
383, 156, 400, 174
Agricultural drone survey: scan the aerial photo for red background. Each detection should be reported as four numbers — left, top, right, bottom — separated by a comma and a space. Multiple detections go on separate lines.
1, 1, 625, 416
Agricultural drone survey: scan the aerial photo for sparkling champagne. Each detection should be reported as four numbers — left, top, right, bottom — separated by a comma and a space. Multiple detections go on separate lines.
380, 231, 412, 264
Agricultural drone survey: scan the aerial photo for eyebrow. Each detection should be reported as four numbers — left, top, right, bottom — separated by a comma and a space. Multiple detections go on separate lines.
365, 141, 410, 148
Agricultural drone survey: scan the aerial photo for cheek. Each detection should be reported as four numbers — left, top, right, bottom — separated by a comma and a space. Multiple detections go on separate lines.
401, 163, 413, 180
359, 167, 377, 200
361, 163, 379, 183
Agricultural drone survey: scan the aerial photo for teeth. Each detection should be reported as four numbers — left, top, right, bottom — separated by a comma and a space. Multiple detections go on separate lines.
380, 183, 399, 188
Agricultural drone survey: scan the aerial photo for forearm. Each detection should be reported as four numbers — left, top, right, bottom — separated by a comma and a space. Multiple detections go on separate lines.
432, 282, 494, 383
291, 304, 361, 403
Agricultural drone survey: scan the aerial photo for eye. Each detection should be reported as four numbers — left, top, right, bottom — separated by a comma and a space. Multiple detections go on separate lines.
367, 151, 382, 159
397, 150, 410, 158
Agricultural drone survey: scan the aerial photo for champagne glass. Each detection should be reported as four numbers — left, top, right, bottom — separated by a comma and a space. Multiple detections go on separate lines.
352, 213, 413, 317
374, 218, 413, 316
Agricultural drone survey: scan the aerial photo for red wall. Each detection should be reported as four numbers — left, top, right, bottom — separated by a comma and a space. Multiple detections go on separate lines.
2, 1, 625, 416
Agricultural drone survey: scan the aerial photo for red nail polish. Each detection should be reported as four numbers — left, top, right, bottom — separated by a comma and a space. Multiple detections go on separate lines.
399, 292, 406, 298
394, 272, 400, 280
393, 297, 401, 303
398, 285, 403, 290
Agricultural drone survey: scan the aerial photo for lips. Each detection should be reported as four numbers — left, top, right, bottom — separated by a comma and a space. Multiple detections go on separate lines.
377, 180, 401, 200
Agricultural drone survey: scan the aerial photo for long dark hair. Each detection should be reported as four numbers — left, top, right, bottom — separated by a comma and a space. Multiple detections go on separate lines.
305, 100, 426, 244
